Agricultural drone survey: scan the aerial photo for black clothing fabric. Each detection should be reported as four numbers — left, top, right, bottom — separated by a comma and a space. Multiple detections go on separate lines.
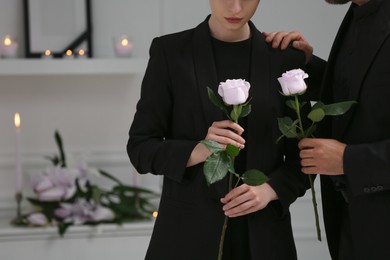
307, 0, 390, 259
211, 37, 252, 260
128, 16, 308, 260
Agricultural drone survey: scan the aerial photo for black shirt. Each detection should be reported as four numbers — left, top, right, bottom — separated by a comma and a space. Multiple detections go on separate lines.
211, 36, 252, 260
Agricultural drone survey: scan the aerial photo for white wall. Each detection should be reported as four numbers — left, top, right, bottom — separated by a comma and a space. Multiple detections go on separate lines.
0, 0, 350, 259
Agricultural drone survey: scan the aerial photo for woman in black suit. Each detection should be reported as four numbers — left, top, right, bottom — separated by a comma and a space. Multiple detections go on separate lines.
127, 0, 310, 259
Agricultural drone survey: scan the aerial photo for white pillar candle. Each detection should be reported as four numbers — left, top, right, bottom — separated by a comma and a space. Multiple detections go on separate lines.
2, 35, 18, 58
14, 113, 22, 194
114, 35, 133, 58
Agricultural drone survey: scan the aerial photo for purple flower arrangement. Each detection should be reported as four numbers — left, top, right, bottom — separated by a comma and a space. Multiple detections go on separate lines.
15, 131, 158, 236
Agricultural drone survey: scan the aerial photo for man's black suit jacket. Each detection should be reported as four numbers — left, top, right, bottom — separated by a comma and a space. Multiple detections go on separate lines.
308, 1, 390, 259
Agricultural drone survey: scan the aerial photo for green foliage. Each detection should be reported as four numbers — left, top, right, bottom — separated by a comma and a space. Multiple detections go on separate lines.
241, 170, 269, 186
22, 131, 159, 236
203, 152, 231, 186
278, 97, 357, 142
202, 88, 267, 187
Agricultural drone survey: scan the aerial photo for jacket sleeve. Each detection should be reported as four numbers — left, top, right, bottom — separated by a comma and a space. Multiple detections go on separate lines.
344, 139, 390, 196
267, 138, 312, 216
127, 37, 198, 183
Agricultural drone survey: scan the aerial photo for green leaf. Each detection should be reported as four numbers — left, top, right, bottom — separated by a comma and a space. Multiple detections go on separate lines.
323, 101, 357, 116
112, 185, 158, 196
203, 152, 230, 185
207, 87, 223, 108
277, 117, 298, 139
58, 222, 71, 237
285, 99, 297, 111
311, 101, 325, 110
275, 134, 285, 144
241, 169, 269, 186
286, 100, 307, 111
308, 108, 325, 123
305, 124, 317, 138
226, 143, 240, 157
228, 159, 237, 175
44, 155, 60, 166
239, 104, 251, 118
99, 169, 123, 185
207, 87, 231, 119
200, 140, 224, 154
54, 130, 66, 167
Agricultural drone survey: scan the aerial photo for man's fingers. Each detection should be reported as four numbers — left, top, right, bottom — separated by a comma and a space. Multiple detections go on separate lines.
301, 158, 315, 167
302, 166, 317, 174
298, 138, 317, 150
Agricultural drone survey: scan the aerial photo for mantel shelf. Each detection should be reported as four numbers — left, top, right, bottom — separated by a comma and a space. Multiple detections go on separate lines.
0, 58, 148, 76
0, 215, 154, 242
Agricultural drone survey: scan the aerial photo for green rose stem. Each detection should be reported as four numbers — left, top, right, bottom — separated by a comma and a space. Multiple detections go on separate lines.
217, 170, 233, 260
295, 95, 322, 242
217, 115, 242, 260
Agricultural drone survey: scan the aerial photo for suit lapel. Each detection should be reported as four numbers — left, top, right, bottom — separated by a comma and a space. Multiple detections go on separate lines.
321, 5, 353, 105
246, 23, 271, 169
192, 17, 223, 130
192, 17, 227, 197
332, 3, 390, 139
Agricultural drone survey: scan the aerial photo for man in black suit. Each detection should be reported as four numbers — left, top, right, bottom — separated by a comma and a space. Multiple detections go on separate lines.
127, 0, 311, 259
266, 0, 390, 259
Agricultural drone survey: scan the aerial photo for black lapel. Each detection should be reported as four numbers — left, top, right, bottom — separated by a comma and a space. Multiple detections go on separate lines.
192, 17, 227, 197
192, 16, 223, 130
321, 4, 354, 105
333, 2, 390, 139
246, 22, 271, 169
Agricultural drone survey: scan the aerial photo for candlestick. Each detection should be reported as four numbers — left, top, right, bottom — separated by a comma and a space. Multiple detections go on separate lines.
113, 35, 133, 58
11, 192, 24, 225
2, 35, 18, 58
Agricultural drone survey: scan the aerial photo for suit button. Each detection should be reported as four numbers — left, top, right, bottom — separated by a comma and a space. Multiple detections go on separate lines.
371, 186, 378, 192
363, 187, 370, 193
377, 185, 384, 191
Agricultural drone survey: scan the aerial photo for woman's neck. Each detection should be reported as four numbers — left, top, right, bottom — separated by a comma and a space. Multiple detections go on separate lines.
208, 16, 250, 42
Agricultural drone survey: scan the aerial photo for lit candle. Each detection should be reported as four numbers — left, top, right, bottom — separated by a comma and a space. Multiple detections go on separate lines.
42, 49, 53, 59
63, 49, 75, 59
14, 113, 22, 194
76, 49, 87, 59
2, 35, 18, 58
114, 35, 133, 58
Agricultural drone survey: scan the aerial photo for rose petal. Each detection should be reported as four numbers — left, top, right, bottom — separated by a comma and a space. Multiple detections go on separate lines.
27, 212, 48, 226
38, 187, 66, 201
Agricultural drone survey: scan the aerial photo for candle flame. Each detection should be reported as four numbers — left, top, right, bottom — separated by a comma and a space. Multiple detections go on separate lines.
121, 38, 129, 46
4, 35, 12, 46
152, 211, 158, 218
78, 49, 85, 56
66, 49, 73, 56
44, 50, 52, 56
14, 113, 21, 128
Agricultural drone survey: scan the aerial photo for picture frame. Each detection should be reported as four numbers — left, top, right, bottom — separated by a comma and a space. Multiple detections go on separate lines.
23, 0, 93, 58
